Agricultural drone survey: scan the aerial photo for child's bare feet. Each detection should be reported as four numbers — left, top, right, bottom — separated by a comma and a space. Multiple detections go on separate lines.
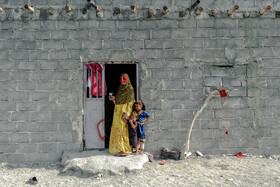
140, 151, 144, 155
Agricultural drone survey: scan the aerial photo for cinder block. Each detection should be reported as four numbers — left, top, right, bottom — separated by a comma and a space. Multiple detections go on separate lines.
172, 90, 191, 100
171, 29, 190, 38
45, 153, 61, 162
230, 28, 246, 37
51, 132, 72, 142
183, 99, 202, 109
124, 40, 144, 49
151, 69, 171, 79
18, 143, 37, 153
0, 132, 9, 143
37, 81, 56, 90
7, 154, 25, 163
152, 30, 170, 39
152, 131, 173, 141
38, 143, 57, 153
57, 21, 77, 30
50, 71, 69, 80
154, 110, 172, 120
17, 122, 38, 132
10, 51, 29, 60
34, 31, 50, 40
13, 30, 34, 40
172, 69, 191, 80
58, 80, 78, 90
18, 61, 37, 70
49, 50, 69, 60
2, 21, 21, 30
30, 132, 50, 142
59, 101, 79, 111
91, 30, 111, 39
0, 101, 15, 111
31, 92, 49, 101
69, 30, 90, 40
31, 112, 50, 121
30, 51, 49, 60
173, 109, 193, 120
162, 99, 183, 109
200, 140, 221, 150
178, 19, 197, 28
0, 41, 15, 50
79, 20, 98, 29
174, 48, 193, 59
111, 30, 130, 39
51, 112, 71, 122
82, 40, 102, 49
0, 154, 7, 162
63, 40, 82, 50
164, 80, 184, 90
164, 39, 184, 49
204, 77, 222, 87
103, 40, 123, 49
258, 138, 278, 148
10, 132, 29, 143
38, 122, 57, 132
157, 20, 178, 29
160, 120, 181, 131
61, 61, 81, 71
24, 153, 46, 163
117, 20, 138, 29
58, 122, 73, 132
138, 21, 156, 29
10, 92, 30, 101
16, 41, 36, 50
98, 21, 116, 29
11, 111, 29, 121
38, 101, 58, 111
0, 71, 10, 81
10, 71, 30, 80
197, 19, 215, 28
18, 82, 36, 90
30, 70, 50, 80
217, 19, 238, 28
42, 41, 63, 50
131, 30, 150, 39
0, 30, 13, 40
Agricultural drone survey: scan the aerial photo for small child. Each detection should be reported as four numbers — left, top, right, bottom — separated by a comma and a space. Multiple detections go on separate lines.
122, 111, 139, 155
133, 101, 150, 155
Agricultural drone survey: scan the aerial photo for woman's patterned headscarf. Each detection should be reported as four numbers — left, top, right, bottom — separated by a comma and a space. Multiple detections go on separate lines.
115, 73, 135, 104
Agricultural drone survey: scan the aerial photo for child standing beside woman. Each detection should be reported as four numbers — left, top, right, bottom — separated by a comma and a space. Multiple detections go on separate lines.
133, 101, 150, 155
122, 111, 139, 155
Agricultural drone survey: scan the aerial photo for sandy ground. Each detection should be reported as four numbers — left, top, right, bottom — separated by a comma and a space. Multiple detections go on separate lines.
1, 155, 280, 187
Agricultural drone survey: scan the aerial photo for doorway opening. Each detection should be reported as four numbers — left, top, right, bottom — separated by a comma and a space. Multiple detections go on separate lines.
83, 62, 138, 149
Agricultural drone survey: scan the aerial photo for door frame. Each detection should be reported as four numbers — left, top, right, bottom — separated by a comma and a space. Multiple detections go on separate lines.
82, 61, 139, 150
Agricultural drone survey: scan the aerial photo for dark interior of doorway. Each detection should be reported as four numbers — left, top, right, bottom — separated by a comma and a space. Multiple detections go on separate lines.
104, 64, 137, 148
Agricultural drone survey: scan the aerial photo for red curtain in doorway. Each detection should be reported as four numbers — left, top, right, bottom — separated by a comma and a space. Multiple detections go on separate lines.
86, 64, 107, 97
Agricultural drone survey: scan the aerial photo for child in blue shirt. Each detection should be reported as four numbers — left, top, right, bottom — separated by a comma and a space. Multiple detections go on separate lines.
133, 101, 150, 155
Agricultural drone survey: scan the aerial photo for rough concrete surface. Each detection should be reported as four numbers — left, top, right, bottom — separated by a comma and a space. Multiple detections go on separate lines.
1, 155, 280, 187
61, 150, 149, 176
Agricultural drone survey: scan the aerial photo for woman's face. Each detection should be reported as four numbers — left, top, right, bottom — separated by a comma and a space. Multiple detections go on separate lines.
135, 104, 142, 111
120, 75, 128, 85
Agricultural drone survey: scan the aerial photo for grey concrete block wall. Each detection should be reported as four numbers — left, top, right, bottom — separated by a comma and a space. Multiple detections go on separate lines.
1, 0, 280, 163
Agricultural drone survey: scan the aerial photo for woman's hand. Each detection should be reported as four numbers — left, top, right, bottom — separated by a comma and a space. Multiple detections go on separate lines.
109, 96, 115, 101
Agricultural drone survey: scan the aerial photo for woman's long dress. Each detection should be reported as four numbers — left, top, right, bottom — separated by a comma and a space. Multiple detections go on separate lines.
109, 101, 134, 154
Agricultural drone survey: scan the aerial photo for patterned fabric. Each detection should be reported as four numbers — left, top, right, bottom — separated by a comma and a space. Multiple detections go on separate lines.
109, 101, 134, 154
115, 73, 135, 105
137, 111, 150, 142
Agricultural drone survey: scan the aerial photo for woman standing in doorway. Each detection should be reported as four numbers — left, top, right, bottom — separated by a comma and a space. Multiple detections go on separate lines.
109, 73, 135, 155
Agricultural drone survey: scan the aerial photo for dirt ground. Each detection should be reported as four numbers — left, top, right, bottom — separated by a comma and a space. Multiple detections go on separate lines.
1, 155, 280, 187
